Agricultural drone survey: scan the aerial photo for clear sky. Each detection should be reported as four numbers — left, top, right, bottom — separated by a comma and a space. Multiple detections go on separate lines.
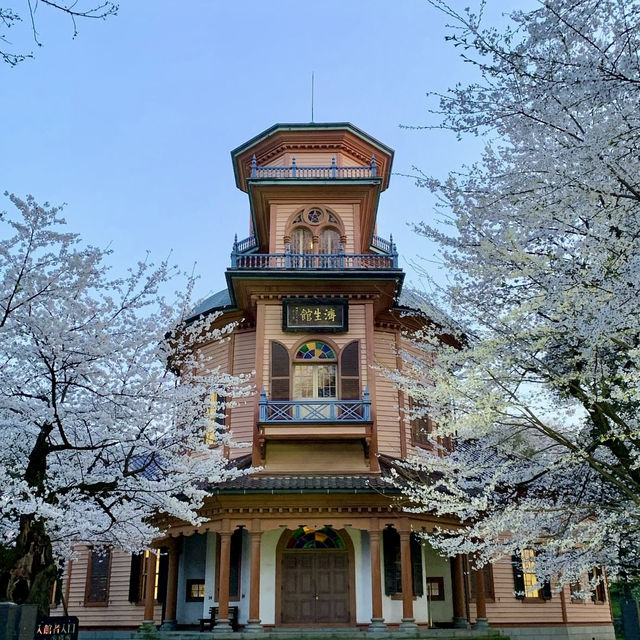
1, 1, 516, 303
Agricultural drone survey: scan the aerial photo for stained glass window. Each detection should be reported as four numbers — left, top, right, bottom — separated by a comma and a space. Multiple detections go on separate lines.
286, 526, 345, 549
295, 341, 336, 360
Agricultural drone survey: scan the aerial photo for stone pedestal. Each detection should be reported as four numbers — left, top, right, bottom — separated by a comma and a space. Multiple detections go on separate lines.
368, 617, 387, 632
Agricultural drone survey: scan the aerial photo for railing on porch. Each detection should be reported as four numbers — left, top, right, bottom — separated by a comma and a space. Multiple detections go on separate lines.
250, 154, 377, 180
259, 389, 371, 423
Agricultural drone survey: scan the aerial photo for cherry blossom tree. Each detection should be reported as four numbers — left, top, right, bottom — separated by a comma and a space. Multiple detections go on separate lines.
397, 0, 640, 587
0, 194, 250, 612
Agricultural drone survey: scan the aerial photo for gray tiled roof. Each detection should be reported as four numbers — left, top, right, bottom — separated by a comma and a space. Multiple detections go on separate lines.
212, 473, 396, 494
187, 289, 233, 320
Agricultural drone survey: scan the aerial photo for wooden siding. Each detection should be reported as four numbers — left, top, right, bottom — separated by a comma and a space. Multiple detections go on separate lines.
399, 336, 435, 458
64, 547, 160, 628
564, 581, 613, 624
373, 330, 402, 458
258, 150, 372, 170
262, 155, 286, 167
272, 203, 356, 254
261, 303, 367, 394
228, 330, 256, 457
197, 335, 230, 375
473, 558, 611, 626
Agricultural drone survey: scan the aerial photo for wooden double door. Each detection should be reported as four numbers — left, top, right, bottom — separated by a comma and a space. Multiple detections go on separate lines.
281, 550, 350, 624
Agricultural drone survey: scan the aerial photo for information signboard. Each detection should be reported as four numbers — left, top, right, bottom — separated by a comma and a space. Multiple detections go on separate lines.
34, 616, 79, 640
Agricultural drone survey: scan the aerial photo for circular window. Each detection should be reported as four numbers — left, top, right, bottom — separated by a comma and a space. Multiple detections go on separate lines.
306, 208, 324, 224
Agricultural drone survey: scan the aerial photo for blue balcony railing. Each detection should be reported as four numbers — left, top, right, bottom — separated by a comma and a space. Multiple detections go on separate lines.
250, 154, 377, 180
259, 389, 371, 423
231, 250, 398, 270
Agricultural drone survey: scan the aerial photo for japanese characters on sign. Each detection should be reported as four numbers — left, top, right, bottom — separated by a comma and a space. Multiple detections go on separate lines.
283, 298, 348, 332
35, 616, 79, 640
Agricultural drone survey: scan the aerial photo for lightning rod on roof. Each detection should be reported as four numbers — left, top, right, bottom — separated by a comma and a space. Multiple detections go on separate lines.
311, 72, 315, 123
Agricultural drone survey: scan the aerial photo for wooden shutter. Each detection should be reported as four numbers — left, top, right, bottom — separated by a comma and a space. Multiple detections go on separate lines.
512, 554, 525, 599
271, 342, 290, 400
156, 548, 169, 603
383, 528, 401, 596
128, 553, 143, 603
410, 534, 424, 597
540, 579, 552, 600
340, 341, 360, 400
229, 530, 243, 600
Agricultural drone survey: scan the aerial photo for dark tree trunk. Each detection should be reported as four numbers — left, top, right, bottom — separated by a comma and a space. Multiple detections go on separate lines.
0, 514, 56, 615
1, 424, 57, 615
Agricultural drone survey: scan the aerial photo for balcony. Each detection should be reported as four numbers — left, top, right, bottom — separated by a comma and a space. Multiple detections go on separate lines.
231, 236, 398, 270
258, 389, 371, 423
250, 154, 377, 180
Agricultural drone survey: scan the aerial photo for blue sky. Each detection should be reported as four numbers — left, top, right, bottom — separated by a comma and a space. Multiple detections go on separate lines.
1, 1, 516, 303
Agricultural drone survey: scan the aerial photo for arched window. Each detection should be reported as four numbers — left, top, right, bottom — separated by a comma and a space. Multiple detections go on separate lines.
290, 227, 313, 255
286, 526, 345, 550
269, 340, 361, 404
293, 340, 337, 400
319, 227, 341, 254
286, 207, 344, 259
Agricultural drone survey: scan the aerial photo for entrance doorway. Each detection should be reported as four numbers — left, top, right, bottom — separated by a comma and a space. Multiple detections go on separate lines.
279, 527, 351, 624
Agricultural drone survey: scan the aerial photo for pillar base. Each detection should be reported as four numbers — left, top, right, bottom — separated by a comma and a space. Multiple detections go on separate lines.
214, 619, 233, 632
453, 616, 469, 629
244, 619, 264, 632
368, 617, 387, 632
399, 618, 418, 630
160, 619, 177, 631
473, 617, 489, 630
138, 621, 158, 635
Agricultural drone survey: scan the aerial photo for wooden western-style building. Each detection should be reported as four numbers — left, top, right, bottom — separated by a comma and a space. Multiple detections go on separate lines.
59, 123, 615, 640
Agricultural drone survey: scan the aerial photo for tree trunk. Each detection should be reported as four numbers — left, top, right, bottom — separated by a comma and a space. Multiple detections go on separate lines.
0, 514, 56, 615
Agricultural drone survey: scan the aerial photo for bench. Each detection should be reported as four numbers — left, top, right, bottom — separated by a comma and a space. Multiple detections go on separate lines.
199, 605, 239, 632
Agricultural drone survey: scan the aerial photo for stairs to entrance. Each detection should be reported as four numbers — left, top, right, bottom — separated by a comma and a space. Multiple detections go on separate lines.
78, 628, 508, 640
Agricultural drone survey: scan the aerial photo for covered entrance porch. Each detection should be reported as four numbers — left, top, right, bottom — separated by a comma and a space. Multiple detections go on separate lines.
140, 493, 482, 634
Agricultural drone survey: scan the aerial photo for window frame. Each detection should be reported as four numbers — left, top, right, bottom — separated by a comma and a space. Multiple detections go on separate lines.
382, 528, 424, 598
284, 207, 346, 257
186, 578, 206, 602
469, 564, 495, 602
512, 550, 552, 601
84, 548, 112, 607
588, 568, 607, 604
215, 529, 243, 603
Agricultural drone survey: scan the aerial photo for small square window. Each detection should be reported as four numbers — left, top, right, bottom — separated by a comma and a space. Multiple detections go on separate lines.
186, 579, 205, 602
426, 577, 445, 601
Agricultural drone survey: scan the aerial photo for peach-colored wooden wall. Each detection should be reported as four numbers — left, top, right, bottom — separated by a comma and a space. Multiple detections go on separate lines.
61, 547, 160, 628
228, 330, 256, 457
373, 330, 402, 459
470, 558, 612, 626
263, 151, 365, 168
261, 303, 368, 394
271, 203, 359, 254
